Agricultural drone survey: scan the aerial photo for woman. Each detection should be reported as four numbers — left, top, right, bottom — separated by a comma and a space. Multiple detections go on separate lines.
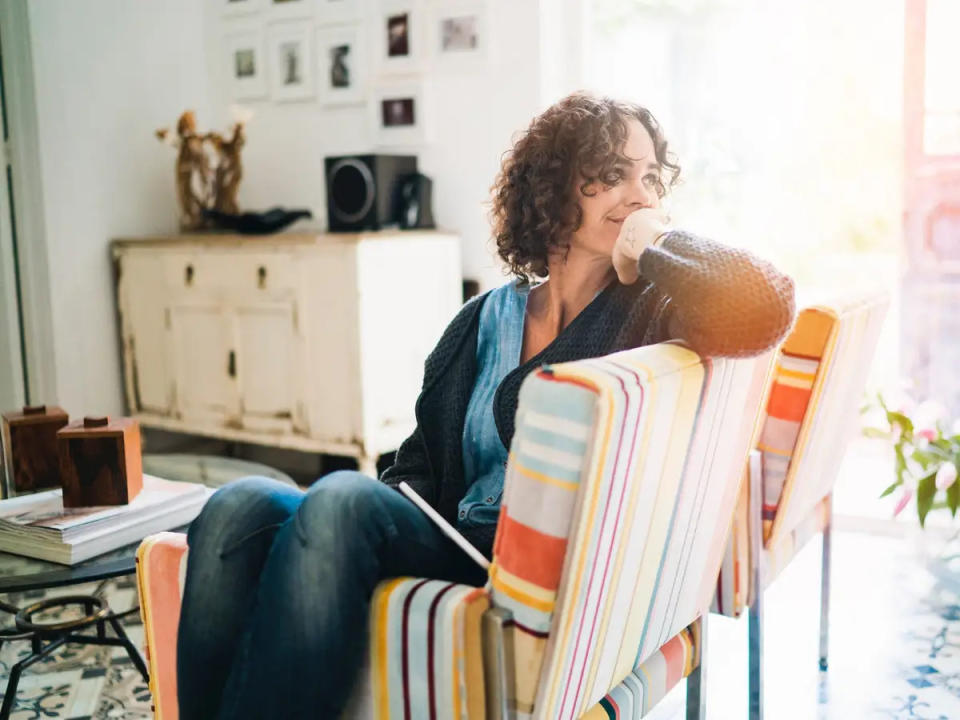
176, 92, 795, 719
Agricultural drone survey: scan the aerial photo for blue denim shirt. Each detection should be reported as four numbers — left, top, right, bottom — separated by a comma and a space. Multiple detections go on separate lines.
457, 280, 530, 528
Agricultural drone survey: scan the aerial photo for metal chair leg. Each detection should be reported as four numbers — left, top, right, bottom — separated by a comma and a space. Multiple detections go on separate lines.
686, 615, 707, 720
747, 449, 764, 720
748, 587, 764, 720
819, 500, 832, 671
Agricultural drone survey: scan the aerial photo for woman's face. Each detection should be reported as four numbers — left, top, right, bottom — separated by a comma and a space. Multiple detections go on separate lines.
569, 119, 662, 258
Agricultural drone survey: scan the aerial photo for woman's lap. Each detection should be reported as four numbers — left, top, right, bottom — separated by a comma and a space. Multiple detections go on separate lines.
178, 471, 483, 719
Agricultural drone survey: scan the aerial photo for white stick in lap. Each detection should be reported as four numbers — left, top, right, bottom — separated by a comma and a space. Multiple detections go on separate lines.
398, 481, 491, 572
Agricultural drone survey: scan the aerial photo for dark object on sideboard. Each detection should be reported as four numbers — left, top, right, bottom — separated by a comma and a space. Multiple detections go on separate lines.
397, 172, 435, 230
463, 278, 481, 303
1, 405, 69, 495
325, 154, 417, 231
203, 207, 312, 234
57, 416, 143, 507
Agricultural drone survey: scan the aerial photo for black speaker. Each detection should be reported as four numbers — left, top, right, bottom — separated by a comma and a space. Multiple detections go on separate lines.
325, 154, 417, 232
397, 172, 435, 230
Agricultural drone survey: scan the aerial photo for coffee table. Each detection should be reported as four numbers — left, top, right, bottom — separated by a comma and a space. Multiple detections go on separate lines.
0, 533, 166, 719
0, 459, 298, 718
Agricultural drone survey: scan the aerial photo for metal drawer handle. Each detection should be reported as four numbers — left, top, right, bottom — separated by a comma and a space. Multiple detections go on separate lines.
257, 266, 267, 289
228, 350, 236, 378
185, 264, 194, 286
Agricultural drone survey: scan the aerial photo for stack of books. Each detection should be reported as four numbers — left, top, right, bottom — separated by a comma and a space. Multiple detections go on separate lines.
0, 474, 212, 565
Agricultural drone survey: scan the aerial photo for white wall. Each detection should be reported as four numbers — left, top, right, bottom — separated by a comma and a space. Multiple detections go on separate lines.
20, 0, 578, 416
26, 0, 210, 416
203, 0, 554, 291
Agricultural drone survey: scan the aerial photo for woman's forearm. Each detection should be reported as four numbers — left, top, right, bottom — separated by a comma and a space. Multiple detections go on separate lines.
638, 230, 796, 357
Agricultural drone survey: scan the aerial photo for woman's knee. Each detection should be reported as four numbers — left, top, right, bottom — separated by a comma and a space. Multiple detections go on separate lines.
189, 475, 302, 554
294, 471, 396, 547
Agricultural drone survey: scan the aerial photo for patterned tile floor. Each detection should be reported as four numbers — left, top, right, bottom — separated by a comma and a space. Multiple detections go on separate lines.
649, 530, 960, 719
0, 529, 955, 719
0, 575, 151, 719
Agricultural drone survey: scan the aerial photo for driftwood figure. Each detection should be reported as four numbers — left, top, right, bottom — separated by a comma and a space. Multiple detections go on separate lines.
156, 110, 248, 231
210, 122, 245, 215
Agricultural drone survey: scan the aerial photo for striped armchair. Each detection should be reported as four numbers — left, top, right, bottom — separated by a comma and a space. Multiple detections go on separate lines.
710, 291, 888, 719
136, 342, 775, 719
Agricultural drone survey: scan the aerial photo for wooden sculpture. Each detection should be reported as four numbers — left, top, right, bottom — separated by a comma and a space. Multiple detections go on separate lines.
57, 416, 143, 507
1, 405, 69, 495
156, 110, 247, 231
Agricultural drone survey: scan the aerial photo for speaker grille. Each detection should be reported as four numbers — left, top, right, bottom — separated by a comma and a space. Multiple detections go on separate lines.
329, 159, 375, 223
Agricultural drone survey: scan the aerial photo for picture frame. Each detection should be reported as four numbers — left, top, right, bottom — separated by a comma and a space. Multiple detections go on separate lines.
267, 22, 316, 101
225, 28, 268, 101
375, 1, 423, 75
317, 0, 363, 24
267, 0, 315, 19
222, 0, 266, 18
317, 23, 366, 106
428, 0, 489, 69
370, 82, 430, 146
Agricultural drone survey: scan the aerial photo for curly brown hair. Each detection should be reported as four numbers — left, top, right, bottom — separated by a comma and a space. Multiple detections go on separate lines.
490, 92, 681, 281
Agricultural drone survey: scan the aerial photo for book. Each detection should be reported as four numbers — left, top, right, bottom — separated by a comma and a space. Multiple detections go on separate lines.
397, 481, 490, 571
0, 474, 212, 565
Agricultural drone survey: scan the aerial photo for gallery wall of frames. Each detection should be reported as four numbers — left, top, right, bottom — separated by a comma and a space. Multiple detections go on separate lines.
220, 0, 489, 146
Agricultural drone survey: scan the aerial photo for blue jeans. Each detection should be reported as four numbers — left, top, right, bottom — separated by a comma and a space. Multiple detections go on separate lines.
176, 471, 485, 720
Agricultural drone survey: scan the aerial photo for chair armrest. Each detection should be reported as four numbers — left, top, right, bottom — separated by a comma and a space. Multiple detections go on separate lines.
363, 577, 489, 720
136, 532, 189, 720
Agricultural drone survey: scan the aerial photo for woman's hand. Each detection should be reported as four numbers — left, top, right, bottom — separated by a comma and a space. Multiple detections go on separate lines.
612, 208, 671, 284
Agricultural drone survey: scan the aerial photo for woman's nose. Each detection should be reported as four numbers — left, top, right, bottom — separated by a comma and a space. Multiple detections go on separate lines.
625, 174, 657, 209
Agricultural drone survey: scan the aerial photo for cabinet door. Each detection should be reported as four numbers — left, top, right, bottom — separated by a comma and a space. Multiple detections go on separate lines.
234, 301, 300, 433
117, 252, 173, 415
169, 301, 238, 423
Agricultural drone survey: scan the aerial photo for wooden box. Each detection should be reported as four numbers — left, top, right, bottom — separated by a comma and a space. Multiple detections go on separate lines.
1, 405, 69, 495
57, 416, 143, 507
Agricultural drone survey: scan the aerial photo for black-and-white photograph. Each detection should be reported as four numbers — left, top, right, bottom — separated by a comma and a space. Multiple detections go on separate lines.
222, 0, 264, 18
387, 13, 410, 57
226, 30, 267, 99
430, 0, 488, 67
267, 23, 315, 101
330, 45, 350, 88
441, 15, 478, 51
318, 24, 364, 105
269, 0, 313, 19
235, 48, 256, 78
382, 98, 415, 127
280, 41, 303, 85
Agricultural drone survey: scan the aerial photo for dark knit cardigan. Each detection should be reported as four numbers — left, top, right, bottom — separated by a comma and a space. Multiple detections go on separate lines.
380, 231, 796, 557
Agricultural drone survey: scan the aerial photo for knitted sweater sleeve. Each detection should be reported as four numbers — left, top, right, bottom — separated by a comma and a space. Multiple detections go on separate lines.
639, 230, 796, 357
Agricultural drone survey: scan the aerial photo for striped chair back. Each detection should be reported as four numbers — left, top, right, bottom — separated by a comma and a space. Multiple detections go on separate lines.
488, 342, 775, 720
763, 293, 888, 545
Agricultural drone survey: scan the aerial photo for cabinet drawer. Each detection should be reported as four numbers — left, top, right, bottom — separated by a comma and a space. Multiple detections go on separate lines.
165, 253, 297, 294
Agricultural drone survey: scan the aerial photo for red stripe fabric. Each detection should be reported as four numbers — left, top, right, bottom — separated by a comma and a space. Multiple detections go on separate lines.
497, 516, 568, 588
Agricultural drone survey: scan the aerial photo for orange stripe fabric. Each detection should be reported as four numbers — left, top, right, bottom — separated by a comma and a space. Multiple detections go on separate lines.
767, 384, 811, 422
497, 514, 568, 589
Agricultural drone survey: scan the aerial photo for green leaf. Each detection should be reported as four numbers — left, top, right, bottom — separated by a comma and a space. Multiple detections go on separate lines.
863, 427, 890, 439
880, 480, 901, 498
895, 444, 908, 484
917, 471, 937, 527
888, 411, 914, 437
948, 471, 960, 518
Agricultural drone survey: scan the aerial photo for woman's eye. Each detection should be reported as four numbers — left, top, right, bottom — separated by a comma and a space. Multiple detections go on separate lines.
643, 173, 661, 187
603, 168, 625, 185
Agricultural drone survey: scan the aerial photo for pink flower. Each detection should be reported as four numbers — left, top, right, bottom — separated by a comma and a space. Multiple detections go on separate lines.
936, 463, 958, 491
893, 488, 913, 517
916, 428, 937, 443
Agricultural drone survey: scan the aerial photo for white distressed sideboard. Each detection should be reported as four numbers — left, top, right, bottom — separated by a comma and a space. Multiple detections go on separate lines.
112, 230, 462, 475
